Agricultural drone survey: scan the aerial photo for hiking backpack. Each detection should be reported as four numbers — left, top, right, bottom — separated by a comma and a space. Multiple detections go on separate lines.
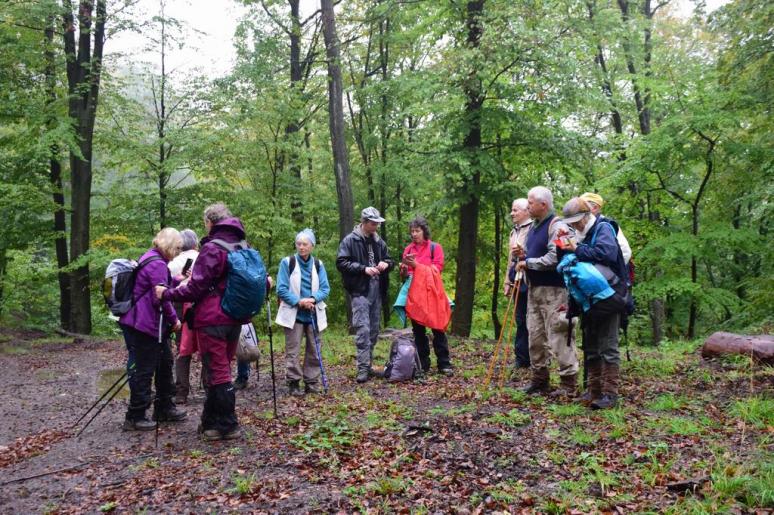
211, 239, 268, 320
103, 255, 162, 316
383, 335, 422, 382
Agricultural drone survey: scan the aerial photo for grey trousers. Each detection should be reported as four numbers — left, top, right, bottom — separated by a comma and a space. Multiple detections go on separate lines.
284, 322, 321, 385
352, 277, 382, 372
582, 312, 620, 365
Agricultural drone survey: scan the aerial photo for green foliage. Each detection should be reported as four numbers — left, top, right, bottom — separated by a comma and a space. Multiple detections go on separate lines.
485, 409, 531, 428
729, 397, 774, 429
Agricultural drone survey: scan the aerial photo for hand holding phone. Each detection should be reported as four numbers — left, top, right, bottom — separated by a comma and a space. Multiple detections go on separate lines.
182, 258, 193, 276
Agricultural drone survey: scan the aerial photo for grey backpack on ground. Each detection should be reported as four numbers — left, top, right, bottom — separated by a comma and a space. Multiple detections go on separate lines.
383, 335, 422, 382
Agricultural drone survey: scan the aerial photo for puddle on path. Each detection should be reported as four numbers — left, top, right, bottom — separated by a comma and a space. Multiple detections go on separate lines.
97, 368, 130, 400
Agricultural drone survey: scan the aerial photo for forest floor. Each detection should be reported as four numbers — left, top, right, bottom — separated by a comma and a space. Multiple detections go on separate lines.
0, 325, 771, 514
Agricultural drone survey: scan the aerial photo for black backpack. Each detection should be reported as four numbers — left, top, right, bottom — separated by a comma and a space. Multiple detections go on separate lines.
287, 255, 322, 275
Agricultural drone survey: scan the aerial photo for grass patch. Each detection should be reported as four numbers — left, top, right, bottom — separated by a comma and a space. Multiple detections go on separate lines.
647, 393, 687, 411
485, 409, 531, 428
229, 473, 257, 495
666, 416, 703, 436
568, 427, 599, 446
729, 396, 773, 429
548, 403, 585, 418
291, 413, 359, 452
367, 475, 411, 496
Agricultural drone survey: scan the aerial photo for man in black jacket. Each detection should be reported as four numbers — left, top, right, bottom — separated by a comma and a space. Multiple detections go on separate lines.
336, 207, 395, 383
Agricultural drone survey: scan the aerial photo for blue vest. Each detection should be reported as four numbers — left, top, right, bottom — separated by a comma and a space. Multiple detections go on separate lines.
526, 214, 565, 288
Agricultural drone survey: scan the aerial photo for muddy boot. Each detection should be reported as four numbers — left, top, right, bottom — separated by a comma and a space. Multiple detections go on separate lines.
153, 405, 188, 422
551, 373, 577, 398
356, 368, 370, 384
175, 355, 191, 404
582, 359, 603, 406
522, 367, 550, 395
591, 362, 619, 410
123, 417, 156, 431
287, 380, 304, 397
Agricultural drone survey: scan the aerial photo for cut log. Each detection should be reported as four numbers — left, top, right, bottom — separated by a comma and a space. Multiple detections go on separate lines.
701, 332, 774, 365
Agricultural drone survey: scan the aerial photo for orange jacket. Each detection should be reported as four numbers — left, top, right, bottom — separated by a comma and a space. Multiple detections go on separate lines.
406, 263, 451, 331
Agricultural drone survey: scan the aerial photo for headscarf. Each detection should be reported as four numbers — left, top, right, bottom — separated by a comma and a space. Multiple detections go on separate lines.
295, 228, 316, 247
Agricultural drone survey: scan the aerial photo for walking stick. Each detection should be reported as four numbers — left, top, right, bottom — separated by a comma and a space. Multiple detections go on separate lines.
265, 301, 278, 418
156, 300, 164, 448
76, 376, 130, 437
484, 281, 518, 388
72, 367, 129, 428
498, 275, 522, 388
310, 315, 329, 394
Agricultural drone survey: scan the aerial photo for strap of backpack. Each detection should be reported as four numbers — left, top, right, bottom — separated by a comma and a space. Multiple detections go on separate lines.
289, 255, 321, 275
430, 242, 436, 261
210, 238, 248, 252
132, 255, 163, 303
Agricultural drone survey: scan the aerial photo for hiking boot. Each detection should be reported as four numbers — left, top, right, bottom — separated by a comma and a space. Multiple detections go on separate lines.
583, 359, 603, 407
201, 429, 222, 441
153, 406, 187, 422
591, 393, 618, 410
439, 366, 454, 376
123, 418, 156, 432
522, 368, 550, 395
591, 362, 619, 410
222, 427, 242, 440
288, 380, 304, 397
233, 378, 248, 391
356, 369, 370, 383
304, 383, 323, 395
550, 374, 577, 398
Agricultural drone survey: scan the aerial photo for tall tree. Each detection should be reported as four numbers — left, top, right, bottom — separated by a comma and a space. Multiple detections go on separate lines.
321, 0, 354, 241
451, 0, 484, 337
63, 0, 107, 334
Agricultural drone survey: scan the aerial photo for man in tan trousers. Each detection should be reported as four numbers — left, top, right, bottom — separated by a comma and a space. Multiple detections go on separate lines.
516, 186, 579, 396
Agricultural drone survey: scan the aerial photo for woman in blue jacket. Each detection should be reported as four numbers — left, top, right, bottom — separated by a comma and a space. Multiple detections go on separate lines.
275, 229, 331, 396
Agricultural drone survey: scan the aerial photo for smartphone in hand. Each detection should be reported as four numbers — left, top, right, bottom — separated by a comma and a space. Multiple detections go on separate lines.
182, 258, 193, 275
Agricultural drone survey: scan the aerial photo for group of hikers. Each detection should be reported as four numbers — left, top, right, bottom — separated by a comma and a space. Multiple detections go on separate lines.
114, 184, 633, 441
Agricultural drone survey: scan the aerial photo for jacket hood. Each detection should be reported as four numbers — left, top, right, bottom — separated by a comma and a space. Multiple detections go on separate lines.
353, 224, 381, 243
202, 217, 246, 244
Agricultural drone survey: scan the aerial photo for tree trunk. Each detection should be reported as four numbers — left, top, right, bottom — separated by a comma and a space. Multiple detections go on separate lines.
701, 332, 774, 364
321, 0, 354, 241
451, 0, 485, 337
46, 14, 72, 330
63, 0, 108, 334
286, 0, 304, 224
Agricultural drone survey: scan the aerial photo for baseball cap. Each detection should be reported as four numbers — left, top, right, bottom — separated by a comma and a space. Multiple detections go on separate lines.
561, 197, 591, 224
361, 206, 385, 223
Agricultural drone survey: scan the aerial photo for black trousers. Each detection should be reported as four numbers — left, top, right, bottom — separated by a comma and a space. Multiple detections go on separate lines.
513, 287, 530, 368
120, 324, 175, 421
411, 320, 451, 371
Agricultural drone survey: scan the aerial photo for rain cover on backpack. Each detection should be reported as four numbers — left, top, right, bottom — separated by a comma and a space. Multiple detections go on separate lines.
383, 335, 421, 382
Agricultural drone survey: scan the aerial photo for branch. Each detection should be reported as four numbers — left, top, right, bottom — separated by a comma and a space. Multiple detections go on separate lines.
260, 0, 291, 36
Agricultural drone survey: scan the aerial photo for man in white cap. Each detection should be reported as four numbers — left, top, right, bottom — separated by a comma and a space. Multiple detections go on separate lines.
336, 207, 395, 383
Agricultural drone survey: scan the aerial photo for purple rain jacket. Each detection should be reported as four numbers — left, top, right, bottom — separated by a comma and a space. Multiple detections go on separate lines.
161, 217, 248, 328
119, 247, 179, 338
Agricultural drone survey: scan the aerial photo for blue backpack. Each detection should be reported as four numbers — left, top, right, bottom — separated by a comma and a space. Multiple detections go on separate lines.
557, 253, 617, 313
211, 239, 267, 320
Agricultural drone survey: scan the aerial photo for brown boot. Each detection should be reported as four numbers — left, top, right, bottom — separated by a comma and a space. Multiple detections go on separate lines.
522, 368, 550, 395
591, 362, 619, 410
550, 373, 577, 398
582, 359, 603, 406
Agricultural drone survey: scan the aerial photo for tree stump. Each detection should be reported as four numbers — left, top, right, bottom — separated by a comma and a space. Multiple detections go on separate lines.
701, 332, 774, 365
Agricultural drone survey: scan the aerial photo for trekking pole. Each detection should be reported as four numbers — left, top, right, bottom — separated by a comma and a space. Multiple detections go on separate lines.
310, 315, 329, 394
498, 276, 521, 388
265, 301, 278, 418
156, 292, 164, 448
72, 368, 128, 428
76, 375, 130, 437
484, 284, 517, 389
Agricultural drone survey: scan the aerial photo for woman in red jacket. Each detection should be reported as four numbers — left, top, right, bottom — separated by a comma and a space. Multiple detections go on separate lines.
400, 217, 453, 375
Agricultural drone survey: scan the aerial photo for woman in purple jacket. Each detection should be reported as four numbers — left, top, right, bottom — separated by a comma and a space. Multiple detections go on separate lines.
119, 228, 186, 431
155, 203, 250, 441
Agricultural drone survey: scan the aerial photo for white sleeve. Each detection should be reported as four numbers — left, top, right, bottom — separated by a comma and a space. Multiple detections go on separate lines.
617, 228, 632, 263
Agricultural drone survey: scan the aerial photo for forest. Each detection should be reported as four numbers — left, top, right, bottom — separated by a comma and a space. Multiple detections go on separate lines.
0, 0, 772, 513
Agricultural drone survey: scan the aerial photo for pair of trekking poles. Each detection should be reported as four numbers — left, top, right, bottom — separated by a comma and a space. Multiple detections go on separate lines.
484, 272, 523, 390
73, 300, 169, 441
265, 301, 328, 418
